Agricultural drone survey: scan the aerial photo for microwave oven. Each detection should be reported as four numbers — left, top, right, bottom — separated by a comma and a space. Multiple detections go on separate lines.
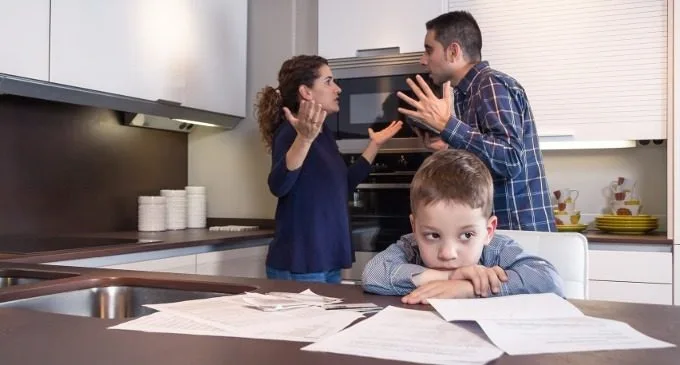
325, 53, 442, 154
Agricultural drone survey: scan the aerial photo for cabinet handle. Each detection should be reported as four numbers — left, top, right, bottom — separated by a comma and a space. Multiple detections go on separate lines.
156, 99, 182, 106
356, 47, 401, 57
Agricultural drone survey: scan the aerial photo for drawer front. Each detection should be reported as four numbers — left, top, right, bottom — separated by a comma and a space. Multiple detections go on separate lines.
196, 246, 269, 265
589, 280, 673, 305
588, 250, 672, 283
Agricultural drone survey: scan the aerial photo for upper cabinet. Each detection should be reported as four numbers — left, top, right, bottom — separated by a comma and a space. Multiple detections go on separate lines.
0, 0, 50, 81
50, 0, 190, 102
182, 0, 248, 117
318, 0, 444, 59
48, 0, 247, 117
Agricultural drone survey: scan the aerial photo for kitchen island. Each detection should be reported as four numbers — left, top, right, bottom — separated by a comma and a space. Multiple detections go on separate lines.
0, 262, 677, 365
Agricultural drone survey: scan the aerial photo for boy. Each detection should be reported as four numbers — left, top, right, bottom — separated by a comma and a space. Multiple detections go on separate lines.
362, 149, 564, 304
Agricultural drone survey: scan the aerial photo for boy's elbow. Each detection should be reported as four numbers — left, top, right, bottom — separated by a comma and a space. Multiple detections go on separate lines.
361, 262, 394, 295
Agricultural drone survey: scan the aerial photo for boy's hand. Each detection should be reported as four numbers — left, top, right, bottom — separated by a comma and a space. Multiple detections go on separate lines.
401, 280, 475, 304
449, 265, 508, 297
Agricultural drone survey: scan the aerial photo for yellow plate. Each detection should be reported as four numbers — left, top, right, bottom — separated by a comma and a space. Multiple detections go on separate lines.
598, 214, 653, 218
596, 221, 657, 226
597, 226, 657, 234
596, 215, 655, 220
596, 218, 657, 224
556, 224, 588, 232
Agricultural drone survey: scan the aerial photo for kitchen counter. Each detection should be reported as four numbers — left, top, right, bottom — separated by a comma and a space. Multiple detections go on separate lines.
584, 230, 672, 244
0, 262, 677, 365
0, 228, 275, 264
0, 223, 671, 267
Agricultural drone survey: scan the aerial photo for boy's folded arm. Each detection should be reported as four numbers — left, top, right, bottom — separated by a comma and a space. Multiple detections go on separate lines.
494, 240, 565, 297
362, 237, 429, 296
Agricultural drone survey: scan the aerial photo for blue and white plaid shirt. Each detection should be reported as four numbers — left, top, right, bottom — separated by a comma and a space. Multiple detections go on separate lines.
362, 233, 564, 297
441, 61, 555, 232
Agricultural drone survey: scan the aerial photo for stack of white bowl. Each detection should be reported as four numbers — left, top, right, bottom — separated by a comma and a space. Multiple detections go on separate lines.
161, 189, 187, 230
138, 196, 166, 232
186, 186, 207, 228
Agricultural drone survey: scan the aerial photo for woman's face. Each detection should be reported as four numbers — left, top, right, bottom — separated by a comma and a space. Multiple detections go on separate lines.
305, 65, 342, 114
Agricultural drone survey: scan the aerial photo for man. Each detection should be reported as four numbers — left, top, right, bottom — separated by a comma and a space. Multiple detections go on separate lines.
397, 11, 555, 232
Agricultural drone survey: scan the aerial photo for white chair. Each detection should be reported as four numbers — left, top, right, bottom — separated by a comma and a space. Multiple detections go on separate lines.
495, 229, 589, 300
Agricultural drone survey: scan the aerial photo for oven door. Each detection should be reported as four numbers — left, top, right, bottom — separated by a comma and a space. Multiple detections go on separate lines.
333, 73, 439, 140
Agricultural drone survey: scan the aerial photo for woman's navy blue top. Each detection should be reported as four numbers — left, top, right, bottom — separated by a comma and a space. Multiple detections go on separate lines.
265, 120, 372, 273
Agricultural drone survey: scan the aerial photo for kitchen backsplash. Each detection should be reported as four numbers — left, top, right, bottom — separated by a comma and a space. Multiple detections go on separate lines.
542, 144, 667, 230
0, 95, 188, 235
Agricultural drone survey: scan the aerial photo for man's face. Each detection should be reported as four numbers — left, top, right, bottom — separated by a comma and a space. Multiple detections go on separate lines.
420, 30, 454, 85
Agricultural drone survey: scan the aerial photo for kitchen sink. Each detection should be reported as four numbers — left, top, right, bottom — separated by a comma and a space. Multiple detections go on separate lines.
0, 280, 257, 319
0, 269, 79, 288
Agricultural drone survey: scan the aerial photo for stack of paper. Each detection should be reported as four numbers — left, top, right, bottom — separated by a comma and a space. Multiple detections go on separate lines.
109, 290, 364, 342
303, 293, 674, 364
303, 306, 504, 365
428, 293, 675, 355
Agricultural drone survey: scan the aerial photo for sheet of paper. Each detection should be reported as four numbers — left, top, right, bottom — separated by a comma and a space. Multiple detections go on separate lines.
302, 306, 503, 365
109, 311, 234, 336
477, 316, 676, 355
267, 289, 343, 304
144, 294, 363, 342
429, 292, 584, 321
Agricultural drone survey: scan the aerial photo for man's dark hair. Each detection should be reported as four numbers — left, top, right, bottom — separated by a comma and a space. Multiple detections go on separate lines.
426, 11, 482, 62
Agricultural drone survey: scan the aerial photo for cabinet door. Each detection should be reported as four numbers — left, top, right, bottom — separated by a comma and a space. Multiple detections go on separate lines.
182, 0, 247, 116
103, 254, 196, 274
589, 280, 672, 305
0, 0, 50, 80
50, 0, 189, 102
318, 0, 444, 59
196, 246, 268, 279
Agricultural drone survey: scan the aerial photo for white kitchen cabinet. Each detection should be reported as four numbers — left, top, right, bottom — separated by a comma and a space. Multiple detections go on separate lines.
318, 0, 445, 59
0, 0, 50, 80
50, 0, 190, 102
102, 254, 197, 274
589, 281, 672, 305
587, 245, 673, 305
182, 0, 247, 117
196, 246, 268, 279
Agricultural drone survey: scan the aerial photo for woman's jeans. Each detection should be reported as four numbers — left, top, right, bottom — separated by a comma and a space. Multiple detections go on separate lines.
266, 266, 342, 284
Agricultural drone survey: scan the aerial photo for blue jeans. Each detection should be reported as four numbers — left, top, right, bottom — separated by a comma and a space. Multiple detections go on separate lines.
266, 266, 342, 284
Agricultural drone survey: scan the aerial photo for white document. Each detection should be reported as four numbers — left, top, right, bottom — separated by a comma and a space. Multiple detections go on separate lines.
144, 294, 362, 342
109, 311, 231, 336
428, 293, 584, 321
477, 316, 676, 355
302, 306, 503, 365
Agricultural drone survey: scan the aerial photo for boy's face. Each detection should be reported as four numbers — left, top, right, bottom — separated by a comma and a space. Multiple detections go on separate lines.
410, 200, 497, 270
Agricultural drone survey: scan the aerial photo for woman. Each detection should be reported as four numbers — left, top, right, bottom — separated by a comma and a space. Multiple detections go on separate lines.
256, 55, 402, 283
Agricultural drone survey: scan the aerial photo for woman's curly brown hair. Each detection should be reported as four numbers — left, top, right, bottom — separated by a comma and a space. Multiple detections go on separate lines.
255, 55, 328, 152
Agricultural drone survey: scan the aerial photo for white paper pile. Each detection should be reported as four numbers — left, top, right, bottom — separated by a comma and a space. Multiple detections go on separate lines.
109, 290, 365, 343
303, 293, 674, 364
428, 293, 675, 356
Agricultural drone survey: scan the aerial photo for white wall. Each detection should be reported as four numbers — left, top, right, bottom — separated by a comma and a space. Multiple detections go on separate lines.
188, 0, 317, 219
543, 144, 668, 229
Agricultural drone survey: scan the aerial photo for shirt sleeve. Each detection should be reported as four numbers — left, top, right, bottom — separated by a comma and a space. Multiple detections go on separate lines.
361, 235, 426, 296
440, 75, 526, 179
488, 238, 565, 297
267, 122, 303, 198
347, 156, 372, 192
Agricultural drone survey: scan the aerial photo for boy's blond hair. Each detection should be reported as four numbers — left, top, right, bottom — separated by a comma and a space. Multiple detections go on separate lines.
410, 149, 494, 217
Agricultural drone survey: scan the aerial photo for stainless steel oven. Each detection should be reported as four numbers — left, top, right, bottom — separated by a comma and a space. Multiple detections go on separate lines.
342, 152, 431, 282
346, 152, 430, 253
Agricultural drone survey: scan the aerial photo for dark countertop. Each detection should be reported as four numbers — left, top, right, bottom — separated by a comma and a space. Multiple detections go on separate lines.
0, 228, 275, 264
0, 262, 677, 365
0, 220, 671, 266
